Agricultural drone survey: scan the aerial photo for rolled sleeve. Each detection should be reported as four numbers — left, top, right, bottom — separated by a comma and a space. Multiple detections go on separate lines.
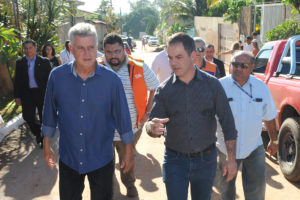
120, 130, 134, 144
41, 125, 56, 138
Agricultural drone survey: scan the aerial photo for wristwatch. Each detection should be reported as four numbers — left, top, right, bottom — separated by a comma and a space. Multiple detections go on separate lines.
271, 140, 278, 145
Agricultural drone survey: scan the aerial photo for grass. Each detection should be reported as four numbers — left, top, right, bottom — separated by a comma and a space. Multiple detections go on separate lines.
0, 96, 22, 123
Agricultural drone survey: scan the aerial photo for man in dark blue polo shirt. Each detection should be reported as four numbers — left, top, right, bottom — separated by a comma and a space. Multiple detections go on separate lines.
42, 23, 134, 200
146, 32, 237, 200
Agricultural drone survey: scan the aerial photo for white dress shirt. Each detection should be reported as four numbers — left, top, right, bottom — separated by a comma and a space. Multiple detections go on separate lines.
216, 75, 277, 159
151, 50, 172, 83
59, 49, 75, 64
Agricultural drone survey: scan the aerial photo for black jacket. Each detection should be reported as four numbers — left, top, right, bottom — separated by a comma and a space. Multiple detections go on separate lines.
213, 57, 226, 78
14, 55, 52, 99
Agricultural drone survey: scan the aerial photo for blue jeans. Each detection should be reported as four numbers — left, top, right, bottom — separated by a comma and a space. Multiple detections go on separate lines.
215, 145, 266, 200
163, 147, 217, 200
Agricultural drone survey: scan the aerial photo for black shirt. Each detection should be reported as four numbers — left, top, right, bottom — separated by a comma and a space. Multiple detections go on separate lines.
149, 67, 237, 153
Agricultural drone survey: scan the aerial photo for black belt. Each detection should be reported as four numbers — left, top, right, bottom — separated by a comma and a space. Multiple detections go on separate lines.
167, 144, 215, 158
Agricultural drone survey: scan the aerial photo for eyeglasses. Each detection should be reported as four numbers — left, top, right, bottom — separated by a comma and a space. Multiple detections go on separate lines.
105, 49, 123, 56
196, 47, 205, 53
231, 62, 250, 69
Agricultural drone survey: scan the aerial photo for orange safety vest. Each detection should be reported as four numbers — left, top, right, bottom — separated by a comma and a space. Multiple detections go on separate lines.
97, 55, 148, 127
194, 59, 217, 77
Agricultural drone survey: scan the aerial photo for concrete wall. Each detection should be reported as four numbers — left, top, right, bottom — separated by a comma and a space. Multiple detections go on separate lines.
194, 16, 239, 65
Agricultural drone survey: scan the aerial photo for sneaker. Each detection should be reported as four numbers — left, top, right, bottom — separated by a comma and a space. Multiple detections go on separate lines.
126, 185, 138, 198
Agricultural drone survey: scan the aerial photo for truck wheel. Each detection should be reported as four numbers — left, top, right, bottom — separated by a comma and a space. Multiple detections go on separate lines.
278, 117, 300, 182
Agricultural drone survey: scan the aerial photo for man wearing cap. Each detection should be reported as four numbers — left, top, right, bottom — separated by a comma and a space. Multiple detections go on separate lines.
215, 51, 278, 200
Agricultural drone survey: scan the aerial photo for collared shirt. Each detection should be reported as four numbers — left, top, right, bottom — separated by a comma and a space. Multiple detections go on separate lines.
151, 50, 173, 83
216, 75, 277, 159
149, 67, 237, 153
59, 49, 75, 64
26, 55, 38, 88
103, 55, 160, 141
42, 62, 133, 174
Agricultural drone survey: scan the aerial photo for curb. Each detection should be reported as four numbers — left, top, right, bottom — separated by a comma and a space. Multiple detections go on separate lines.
0, 114, 25, 142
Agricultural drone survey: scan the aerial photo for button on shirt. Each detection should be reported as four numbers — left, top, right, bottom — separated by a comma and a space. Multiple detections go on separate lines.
42, 62, 133, 174
26, 55, 38, 88
149, 67, 237, 153
216, 75, 277, 159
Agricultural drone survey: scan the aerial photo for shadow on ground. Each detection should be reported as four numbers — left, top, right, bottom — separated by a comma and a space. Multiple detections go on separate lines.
0, 124, 58, 200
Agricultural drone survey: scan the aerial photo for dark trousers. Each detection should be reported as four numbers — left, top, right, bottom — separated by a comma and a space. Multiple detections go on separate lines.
59, 159, 114, 200
21, 88, 44, 140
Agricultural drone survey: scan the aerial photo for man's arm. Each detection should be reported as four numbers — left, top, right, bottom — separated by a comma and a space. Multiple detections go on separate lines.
264, 119, 278, 156
43, 137, 56, 169
120, 142, 134, 173
140, 90, 156, 125
223, 140, 237, 182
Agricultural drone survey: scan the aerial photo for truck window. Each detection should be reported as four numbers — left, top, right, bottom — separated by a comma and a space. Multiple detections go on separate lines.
280, 48, 291, 74
253, 49, 272, 73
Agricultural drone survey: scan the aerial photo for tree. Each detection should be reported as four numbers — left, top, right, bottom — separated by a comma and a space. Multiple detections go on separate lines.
282, 0, 300, 13
265, 18, 300, 41
122, 0, 159, 38
95, 0, 120, 33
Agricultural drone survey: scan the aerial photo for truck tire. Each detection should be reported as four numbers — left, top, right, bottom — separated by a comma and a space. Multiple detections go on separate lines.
278, 117, 300, 182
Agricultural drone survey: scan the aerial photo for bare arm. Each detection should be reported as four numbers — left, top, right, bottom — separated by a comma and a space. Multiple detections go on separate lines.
120, 142, 134, 173
264, 119, 278, 156
223, 140, 237, 182
140, 90, 156, 125
43, 136, 56, 169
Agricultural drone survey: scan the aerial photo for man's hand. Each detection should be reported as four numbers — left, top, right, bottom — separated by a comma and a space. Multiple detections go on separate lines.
146, 118, 169, 137
267, 142, 278, 156
222, 158, 237, 182
120, 143, 134, 173
15, 98, 21, 106
43, 137, 56, 169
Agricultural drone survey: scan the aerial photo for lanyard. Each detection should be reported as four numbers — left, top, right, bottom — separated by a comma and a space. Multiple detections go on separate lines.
233, 81, 252, 99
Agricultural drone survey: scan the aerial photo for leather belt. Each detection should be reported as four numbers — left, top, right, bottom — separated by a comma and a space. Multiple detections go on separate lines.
167, 144, 215, 158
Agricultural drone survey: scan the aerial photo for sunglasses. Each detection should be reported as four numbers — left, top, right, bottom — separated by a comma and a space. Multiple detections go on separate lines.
196, 47, 205, 52
231, 62, 250, 69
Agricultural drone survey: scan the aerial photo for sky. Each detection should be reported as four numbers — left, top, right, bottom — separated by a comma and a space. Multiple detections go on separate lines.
78, 0, 137, 14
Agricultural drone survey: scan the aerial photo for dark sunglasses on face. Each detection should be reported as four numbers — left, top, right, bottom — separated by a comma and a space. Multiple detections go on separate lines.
231, 62, 250, 69
196, 47, 205, 52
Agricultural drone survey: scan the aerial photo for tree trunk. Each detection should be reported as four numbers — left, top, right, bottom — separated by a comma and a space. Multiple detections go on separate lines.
0, 63, 14, 97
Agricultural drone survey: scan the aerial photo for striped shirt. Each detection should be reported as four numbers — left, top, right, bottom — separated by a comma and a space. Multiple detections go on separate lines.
103, 55, 159, 141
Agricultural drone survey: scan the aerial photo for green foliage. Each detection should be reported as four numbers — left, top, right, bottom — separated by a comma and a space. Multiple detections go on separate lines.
122, 2, 159, 38
265, 18, 300, 41
282, 0, 300, 13
207, 0, 230, 17
95, 0, 120, 33
167, 23, 186, 36
19, 0, 70, 53
0, 25, 22, 78
224, 0, 252, 23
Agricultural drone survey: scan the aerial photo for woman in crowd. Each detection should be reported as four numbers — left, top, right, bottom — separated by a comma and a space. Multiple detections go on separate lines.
42, 43, 61, 68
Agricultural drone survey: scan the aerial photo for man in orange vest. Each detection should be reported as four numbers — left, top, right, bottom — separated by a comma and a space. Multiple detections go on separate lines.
193, 37, 220, 78
98, 33, 159, 198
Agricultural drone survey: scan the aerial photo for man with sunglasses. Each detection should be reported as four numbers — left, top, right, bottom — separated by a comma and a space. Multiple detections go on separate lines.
97, 33, 159, 198
193, 37, 220, 78
215, 51, 278, 200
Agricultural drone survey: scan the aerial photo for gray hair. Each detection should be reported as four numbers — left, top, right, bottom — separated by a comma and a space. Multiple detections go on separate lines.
193, 37, 206, 48
231, 51, 255, 64
68, 23, 98, 46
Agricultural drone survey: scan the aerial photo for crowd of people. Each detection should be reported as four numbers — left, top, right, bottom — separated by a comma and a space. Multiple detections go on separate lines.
14, 22, 277, 200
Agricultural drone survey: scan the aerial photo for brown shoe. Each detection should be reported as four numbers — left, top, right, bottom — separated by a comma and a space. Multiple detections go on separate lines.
126, 185, 138, 198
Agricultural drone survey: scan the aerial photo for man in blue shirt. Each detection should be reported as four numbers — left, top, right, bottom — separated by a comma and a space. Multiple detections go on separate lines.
42, 23, 134, 200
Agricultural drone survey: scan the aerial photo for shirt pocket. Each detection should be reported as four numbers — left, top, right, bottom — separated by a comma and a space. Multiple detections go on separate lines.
250, 100, 264, 118
228, 99, 239, 116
